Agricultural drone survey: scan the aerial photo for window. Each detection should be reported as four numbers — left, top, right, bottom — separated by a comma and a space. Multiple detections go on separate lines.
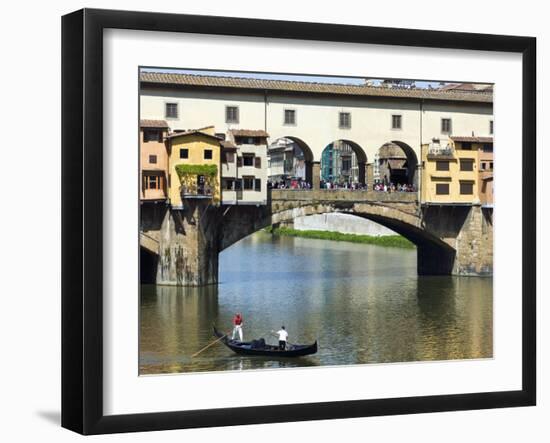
391, 114, 402, 129
149, 155, 157, 164
481, 162, 486, 170
339, 112, 351, 129
143, 129, 161, 142
254, 178, 262, 191
224, 178, 235, 190
441, 118, 452, 133
243, 177, 254, 190
436, 183, 449, 195
204, 149, 213, 160
144, 174, 162, 190
284, 109, 296, 125
483, 143, 493, 153
460, 182, 474, 195
490, 120, 494, 134
237, 157, 243, 167
243, 155, 254, 166
461, 142, 472, 150
165, 103, 178, 119
460, 159, 474, 171
436, 161, 450, 171
254, 157, 261, 168
226, 152, 235, 163
225, 106, 239, 123
179, 148, 188, 159
490, 162, 494, 169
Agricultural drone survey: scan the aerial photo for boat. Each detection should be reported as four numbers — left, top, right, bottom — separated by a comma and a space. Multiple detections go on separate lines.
213, 326, 318, 357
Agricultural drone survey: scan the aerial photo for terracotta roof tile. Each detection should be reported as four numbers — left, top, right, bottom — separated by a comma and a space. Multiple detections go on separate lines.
451, 136, 493, 143
229, 129, 269, 138
220, 140, 238, 149
140, 119, 169, 128
140, 72, 493, 104
165, 129, 222, 141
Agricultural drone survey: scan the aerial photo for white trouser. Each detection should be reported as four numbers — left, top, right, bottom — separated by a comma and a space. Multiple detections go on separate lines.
232, 325, 243, 341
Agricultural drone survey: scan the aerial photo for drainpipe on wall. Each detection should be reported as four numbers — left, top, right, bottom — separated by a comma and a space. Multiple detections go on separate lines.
264, 90, 268, 132
418, 98, 424, 204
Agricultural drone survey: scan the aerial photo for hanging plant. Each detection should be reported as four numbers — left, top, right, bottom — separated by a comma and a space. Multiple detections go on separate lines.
175, 164, 218, 180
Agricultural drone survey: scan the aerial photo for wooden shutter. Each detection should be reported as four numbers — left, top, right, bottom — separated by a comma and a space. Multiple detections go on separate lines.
255, 157, 261, 168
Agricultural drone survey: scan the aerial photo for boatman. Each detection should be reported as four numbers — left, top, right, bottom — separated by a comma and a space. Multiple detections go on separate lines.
232, 313, 244, 342
277, 326, 288, 350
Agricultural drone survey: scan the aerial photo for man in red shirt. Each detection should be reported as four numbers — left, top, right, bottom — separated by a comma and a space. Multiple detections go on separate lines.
232, 313, 244, 342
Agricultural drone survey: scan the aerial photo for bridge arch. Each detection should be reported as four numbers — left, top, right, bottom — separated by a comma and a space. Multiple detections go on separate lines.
376, 141, 419, 187
321, 139, 368, 186
220, 198, 456, 274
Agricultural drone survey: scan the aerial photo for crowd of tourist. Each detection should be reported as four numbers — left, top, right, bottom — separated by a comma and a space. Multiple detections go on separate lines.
320, 181, 367, 190
372, 181, 416, 192
269, 180, 312, 189
268, 179, 416, 192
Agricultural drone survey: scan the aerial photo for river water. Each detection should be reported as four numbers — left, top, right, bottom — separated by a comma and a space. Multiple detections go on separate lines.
140, 232, 493, 375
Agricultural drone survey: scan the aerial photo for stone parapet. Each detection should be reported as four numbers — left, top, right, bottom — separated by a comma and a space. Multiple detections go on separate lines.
271, 189, 417, 203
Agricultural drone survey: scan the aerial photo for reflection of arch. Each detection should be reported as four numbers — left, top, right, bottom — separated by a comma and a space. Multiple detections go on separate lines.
269, 136, 314, 185
322, 139, 368, 185
377, 141, 419, 186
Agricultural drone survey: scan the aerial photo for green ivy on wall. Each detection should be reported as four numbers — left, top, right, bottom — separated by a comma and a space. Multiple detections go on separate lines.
175, 164, 218, 180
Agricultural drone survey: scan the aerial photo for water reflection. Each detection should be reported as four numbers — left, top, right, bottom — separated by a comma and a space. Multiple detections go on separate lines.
140, 232, 492, 375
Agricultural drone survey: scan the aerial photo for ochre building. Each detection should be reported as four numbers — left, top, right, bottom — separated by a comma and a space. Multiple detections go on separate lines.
166, 126, 222, 208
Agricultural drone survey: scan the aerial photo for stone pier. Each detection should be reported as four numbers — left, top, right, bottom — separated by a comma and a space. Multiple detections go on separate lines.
156, 201, 222, 286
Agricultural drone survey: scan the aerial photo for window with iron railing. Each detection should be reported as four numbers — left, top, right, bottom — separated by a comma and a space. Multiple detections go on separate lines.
225, 106, 239, 123
339, 112, 351, 129
165, 103, 178, 119
441, 118, 452, 133
284, 109, 296, 125
392, 114, 402, 129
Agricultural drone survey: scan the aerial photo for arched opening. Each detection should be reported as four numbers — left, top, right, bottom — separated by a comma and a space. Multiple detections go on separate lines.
320, 140, 368, 187
140, 247, 159, 284
267, 136, 314, 188
375, 141, 419, 187
220, 202, 456, 275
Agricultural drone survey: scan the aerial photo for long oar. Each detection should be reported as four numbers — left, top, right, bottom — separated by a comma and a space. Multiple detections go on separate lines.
191, 334, 227, 358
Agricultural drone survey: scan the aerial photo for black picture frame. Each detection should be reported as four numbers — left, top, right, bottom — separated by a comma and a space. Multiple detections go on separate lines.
62, 8, 536, 435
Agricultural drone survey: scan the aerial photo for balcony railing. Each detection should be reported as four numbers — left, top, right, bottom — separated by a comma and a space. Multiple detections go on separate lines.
427, 144, 454, 157
180, 185, 214, 199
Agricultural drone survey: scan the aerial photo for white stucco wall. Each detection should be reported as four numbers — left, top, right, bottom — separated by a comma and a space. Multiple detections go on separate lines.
140, 87, 266, 134
421, 101, 493, 145
293, 213, 397, 236
140, 86, 493, 165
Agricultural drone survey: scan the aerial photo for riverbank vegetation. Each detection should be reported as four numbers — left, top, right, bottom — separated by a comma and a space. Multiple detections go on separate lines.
265, 226, 415, 249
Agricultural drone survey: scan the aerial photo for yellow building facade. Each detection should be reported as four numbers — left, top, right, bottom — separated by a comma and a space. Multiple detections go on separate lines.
421, 139, 480, 205
166, 127, 222, 208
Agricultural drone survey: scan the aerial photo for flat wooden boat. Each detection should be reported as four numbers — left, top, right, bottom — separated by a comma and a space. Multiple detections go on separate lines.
213, 326, 317, 357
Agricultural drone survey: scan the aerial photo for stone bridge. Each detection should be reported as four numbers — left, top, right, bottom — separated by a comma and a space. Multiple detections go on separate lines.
140, 190, 493, 286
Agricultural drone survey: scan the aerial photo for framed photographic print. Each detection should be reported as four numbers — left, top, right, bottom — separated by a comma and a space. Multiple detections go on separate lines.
61, 8, 536, 435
